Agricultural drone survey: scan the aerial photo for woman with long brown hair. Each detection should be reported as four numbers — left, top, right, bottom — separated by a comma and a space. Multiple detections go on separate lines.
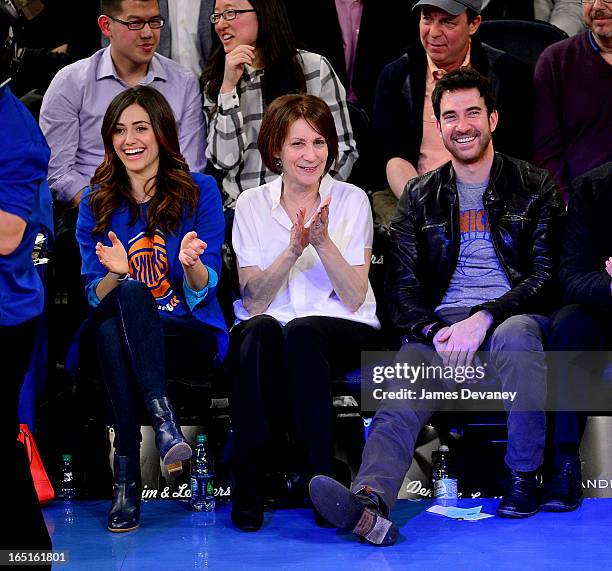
76, 85, 227, 532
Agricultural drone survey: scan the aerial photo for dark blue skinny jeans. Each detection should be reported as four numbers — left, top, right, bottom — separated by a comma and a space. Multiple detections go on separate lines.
86, 280, 218, 455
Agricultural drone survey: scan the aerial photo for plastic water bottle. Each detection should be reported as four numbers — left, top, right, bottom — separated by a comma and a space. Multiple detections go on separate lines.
190, 434, 215, 512
57, 454, 78, 500
431, 445, 458, 505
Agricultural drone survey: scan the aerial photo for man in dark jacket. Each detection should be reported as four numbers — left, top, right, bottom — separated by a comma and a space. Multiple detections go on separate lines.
376, 0, 533, 202
310, 68, 564, 546
543, 162, 612, 512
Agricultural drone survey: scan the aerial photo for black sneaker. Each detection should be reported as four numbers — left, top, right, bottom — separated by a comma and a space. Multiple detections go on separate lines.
496, 469, 540, 518
540, 462, 583, 512
309, 475, 399, 546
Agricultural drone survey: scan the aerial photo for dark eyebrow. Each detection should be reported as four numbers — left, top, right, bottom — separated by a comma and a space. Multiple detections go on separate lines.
441, 106, 483, 118
124, 13, 162, 20
115, 120, 150, 127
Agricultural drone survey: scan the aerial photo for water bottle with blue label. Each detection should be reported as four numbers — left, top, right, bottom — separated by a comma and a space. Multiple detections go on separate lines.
190, 434, 215, 512
431, 445, 458, 505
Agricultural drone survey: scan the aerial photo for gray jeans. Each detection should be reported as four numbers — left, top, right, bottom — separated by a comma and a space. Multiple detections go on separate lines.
353, 312, 548, 510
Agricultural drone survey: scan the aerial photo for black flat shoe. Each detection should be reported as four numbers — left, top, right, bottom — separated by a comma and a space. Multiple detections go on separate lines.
496, 469, 540, 518
309, 475, 399, 546
231, 452, 264, 531
231, 501, 264, 532
540, 461, 582, 512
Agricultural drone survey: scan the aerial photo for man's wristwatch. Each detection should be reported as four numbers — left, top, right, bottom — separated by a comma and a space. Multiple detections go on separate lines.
111, 271, 130, 282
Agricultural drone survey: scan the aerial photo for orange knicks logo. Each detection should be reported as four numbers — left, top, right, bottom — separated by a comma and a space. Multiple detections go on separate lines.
459, 209, 490, 236
127, 231, 181, 310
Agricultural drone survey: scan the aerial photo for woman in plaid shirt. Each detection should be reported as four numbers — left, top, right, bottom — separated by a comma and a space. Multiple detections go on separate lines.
201, 0, 358, 208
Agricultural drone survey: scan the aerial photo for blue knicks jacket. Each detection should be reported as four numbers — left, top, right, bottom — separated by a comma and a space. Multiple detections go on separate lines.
76, 172, 228, 361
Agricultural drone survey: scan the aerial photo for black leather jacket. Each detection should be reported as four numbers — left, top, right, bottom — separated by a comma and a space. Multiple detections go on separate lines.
386, 153, 565, 338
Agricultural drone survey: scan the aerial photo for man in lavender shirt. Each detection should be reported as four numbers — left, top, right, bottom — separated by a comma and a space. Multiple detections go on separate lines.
40, 0, 206, 206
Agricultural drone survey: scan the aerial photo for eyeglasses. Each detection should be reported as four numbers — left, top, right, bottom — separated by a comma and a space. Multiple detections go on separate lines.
582, 0, 612, 4
107, 15, 165, 31
209, 9, 256, 24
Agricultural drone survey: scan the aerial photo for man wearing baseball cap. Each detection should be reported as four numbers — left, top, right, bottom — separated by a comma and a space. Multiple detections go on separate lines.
415, 0, 481, 15
372, 0, 532, 212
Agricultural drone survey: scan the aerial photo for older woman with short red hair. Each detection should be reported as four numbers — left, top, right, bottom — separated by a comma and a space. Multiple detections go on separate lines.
229, 93, 379, 532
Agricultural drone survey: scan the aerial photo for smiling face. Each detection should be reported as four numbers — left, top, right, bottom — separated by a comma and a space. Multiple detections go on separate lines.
213, 0, 259, 53
278, 118, 328, 192
112, 103, 160, 181
437, 87, 497, 165
99, 0, 161, 68
419, 7, 481, 70
583, 0, 612, 40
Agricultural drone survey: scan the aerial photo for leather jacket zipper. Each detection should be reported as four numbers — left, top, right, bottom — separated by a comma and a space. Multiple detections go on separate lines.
484, 188, 513, 285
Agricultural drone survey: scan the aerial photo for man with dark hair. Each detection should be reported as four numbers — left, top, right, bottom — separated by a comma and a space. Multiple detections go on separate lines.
532, 0, 612, 201
374, 0, 533, 205
40, 0, 206, 206
431, 64, 497, 119
310, 68, 564, 546
0, 0, 52, 553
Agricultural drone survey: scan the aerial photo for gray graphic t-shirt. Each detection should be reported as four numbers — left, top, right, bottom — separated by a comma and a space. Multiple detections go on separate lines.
436, 180, 511, 312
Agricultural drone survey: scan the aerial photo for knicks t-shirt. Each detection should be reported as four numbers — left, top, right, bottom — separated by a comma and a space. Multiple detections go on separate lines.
126, 205, 187, 316
436, 180, 511, 311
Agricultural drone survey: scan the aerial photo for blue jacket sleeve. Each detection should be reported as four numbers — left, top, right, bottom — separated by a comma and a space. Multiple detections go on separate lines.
75, 187, 107, 307
183, 173, 225, 307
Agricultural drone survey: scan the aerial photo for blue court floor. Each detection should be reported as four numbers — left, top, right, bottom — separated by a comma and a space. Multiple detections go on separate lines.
44, 498, 612, 570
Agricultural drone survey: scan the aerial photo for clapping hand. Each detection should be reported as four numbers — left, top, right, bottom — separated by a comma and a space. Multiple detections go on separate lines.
179, 231, 207, 268
288, 208, 310, 258
308, 201, 330, 248
96, 231, 129, 275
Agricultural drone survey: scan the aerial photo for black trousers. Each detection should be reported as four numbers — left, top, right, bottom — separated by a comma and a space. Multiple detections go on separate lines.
231, 314, 379, 483
547, 304, 611, 459
1, 318, 52, 551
